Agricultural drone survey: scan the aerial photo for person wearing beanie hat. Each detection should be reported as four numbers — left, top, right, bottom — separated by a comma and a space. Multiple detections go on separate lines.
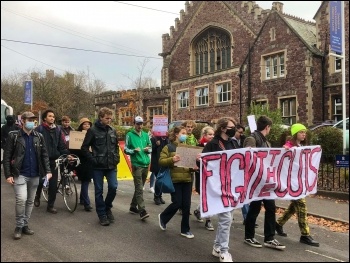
70, 117, 94, 212
291, 123, 307, 136
275, 123, 319, 247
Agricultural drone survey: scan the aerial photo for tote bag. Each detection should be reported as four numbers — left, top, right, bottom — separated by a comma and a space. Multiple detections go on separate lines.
155, 167, 175, 194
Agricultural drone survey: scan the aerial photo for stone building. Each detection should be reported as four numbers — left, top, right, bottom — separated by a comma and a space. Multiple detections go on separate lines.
95, 1, 349, 126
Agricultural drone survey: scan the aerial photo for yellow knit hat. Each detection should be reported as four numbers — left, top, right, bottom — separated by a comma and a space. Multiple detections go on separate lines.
291, 123, 307, 136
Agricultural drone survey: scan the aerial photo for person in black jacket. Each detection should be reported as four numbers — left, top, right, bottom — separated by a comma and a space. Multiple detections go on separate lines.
81, 107, 120, 226
69, 118, 93, 212
243, 115, 285, 250
1, 115, 20, 163
34, 109, 70, 214
3, 111, 52, 240
202, 117, 237, 262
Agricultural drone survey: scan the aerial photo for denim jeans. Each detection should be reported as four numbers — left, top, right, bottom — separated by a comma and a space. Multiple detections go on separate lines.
92, 169, 118, 218
80, 180, 91, 206
214, 211, 233, 254
130, 166, 148, 210
14, 175, 40, 227
149, 172, 155, 188
160, 182, 192, 233
241, 203, 250, 220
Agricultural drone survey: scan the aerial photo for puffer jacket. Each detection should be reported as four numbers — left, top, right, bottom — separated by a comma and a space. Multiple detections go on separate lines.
81, 120, 120, 169
158, 141, 193, 183
3, 130, 51, 179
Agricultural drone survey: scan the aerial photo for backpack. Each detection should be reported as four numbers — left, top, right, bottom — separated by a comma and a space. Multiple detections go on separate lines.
167, 142, 176, 153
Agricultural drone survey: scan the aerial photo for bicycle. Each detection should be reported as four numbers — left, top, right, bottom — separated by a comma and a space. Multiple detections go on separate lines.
42, 154, 80, 213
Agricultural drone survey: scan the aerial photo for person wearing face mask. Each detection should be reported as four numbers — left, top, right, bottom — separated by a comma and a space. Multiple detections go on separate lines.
3, 111, 52, 240
158, 126, 197, 239
1, 115, 20, 163
201, 117, 237, 262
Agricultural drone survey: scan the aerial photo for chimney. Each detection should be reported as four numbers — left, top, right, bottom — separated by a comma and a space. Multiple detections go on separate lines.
272, 2, 283, 13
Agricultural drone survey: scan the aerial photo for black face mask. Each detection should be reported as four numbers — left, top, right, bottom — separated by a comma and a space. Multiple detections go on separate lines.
6, 120, 14, 125
225, 128, 236, 138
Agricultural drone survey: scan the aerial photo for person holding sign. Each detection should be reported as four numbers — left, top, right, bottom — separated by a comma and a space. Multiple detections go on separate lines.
70, 118, 93, 212
276, 124, 320, 247
243, 115, 285, 250
158, 126, 196, 239
201, 117, 237, 262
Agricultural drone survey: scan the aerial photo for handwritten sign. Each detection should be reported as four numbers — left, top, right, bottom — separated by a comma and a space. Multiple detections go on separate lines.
152, 115, 168, 136
200, 146, 322, 217
69, 131, 86, 149
174, 145, 203, 168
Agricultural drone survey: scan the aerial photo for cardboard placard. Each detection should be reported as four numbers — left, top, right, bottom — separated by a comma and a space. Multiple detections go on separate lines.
152, 115, 168, 136
69, 131, 86, 149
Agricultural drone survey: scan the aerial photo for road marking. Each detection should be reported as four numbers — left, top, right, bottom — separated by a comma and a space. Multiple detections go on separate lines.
306, 250, 345, 262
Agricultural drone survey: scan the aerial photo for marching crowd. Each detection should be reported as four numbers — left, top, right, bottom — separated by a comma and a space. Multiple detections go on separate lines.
2, 107, 319, 262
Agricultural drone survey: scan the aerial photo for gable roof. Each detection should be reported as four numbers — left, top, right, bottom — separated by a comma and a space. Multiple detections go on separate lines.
279, 13, 324, 56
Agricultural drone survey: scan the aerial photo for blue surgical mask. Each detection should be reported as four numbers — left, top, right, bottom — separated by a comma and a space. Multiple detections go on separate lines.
179, 134, 187, 143
25, 121, 35, 130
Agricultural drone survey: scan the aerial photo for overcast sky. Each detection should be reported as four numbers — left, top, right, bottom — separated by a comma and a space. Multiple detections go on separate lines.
1, 1, 321, 90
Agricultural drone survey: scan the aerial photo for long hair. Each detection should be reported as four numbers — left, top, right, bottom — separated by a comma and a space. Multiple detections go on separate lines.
214, 117, 236, 137
168, 126, 185, 142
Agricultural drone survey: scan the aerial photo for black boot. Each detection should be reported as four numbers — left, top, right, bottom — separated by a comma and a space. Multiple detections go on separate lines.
300, 235, 320, 247
154, 196, 161, 205
275, 222, 287, 236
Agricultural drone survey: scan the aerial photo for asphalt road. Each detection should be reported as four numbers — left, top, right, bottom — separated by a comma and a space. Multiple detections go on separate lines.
1, 171, 349, 262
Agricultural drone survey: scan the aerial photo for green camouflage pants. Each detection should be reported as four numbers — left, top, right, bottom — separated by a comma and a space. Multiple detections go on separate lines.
277, 198, 310, 236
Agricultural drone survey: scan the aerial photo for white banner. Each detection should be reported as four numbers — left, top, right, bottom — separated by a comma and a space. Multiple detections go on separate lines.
200, 146, 322, 217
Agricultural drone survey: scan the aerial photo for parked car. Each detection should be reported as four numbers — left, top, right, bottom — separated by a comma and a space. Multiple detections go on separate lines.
309, 121, 334, 131
332, 117, 349, 151
168, 120, 210, 130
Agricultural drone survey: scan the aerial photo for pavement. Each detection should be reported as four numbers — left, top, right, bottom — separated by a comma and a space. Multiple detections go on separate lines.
275, 193, 349, 224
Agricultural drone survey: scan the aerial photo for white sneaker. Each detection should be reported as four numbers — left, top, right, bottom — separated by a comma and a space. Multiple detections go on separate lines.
149, 187, 155, 193
220, 252, 233, 262
212, 247, 220, 257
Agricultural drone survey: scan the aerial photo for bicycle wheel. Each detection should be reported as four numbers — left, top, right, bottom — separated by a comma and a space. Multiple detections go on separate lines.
62, 175, 78, 213
42, 186, 49, 202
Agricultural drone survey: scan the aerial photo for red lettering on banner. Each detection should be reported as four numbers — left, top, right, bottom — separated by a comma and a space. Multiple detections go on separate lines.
258, 183, 276, 197
289, 149, 303, 197
249, 151, 268, 198
306, 147, 321, 192
269, 149, 281, 166
275, 150, 295, 197
266, 167, 276, 183
227, 153, 245, 207
201, 154, 221, 212
244, 151, 257, 199
220, 153, 236, 208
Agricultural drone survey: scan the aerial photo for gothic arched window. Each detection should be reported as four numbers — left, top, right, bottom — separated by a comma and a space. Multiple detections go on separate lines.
193, 28, 231, 75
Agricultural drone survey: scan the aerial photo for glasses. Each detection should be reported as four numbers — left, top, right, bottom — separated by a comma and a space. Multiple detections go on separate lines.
186, 126, 193, 128
226, 126, 235, 129
136, 123, 143, 125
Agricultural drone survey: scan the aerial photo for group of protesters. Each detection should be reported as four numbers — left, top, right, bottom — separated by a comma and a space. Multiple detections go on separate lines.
2, 107, 319, 262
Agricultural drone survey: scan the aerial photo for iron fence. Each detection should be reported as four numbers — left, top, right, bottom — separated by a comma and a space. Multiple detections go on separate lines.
318, 154, 349, 192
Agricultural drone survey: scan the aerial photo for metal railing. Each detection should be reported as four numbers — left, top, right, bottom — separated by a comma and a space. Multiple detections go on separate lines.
318, 154, 349, 192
